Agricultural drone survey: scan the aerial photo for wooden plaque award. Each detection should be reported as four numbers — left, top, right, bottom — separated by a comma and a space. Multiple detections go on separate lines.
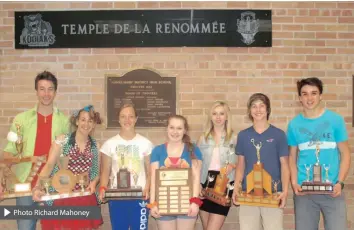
300, 145, 333, 194
156, 168, 192, 215
236, 139, 280, 208
0, 156, 46, 200
39, 156, 91, 201
105, 151, 143, 200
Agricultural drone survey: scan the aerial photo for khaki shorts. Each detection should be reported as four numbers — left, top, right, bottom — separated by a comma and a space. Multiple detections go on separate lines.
239, 205, 283, 230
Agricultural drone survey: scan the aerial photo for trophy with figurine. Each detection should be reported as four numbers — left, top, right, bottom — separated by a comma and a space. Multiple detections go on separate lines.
300, 144, 333, 194
235, 139, 280, 208
104, 148, 143, 200
0, 125, 46, 200
39, 155, 91, 201
201, 144, 235, 207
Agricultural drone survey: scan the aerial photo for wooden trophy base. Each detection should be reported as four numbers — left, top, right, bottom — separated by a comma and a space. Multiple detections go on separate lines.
40, 190, 92, 201
2, 191, 33, 199
236, 192, 280, 208
105, 187, 143, 200
300, 181, 333, 194
1, 183, 32, 200
202, 188, 231, 207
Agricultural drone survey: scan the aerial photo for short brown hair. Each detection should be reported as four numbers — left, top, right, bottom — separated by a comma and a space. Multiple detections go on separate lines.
247, 93, 271, 121
35, 71, 58, 91
118, 103, 138, 117
296, 77, 323, 96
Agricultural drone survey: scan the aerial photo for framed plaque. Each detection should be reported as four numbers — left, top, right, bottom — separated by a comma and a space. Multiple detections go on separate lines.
156, 168, 192, 215
105, 68, 176, 128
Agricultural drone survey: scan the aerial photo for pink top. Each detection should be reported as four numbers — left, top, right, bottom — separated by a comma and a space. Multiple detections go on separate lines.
208, 146, 221, 171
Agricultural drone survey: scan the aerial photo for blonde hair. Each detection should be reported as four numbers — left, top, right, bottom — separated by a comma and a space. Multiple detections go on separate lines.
203, 101, 233, 143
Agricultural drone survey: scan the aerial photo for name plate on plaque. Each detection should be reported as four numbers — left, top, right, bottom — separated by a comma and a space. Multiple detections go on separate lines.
156, 168, 192, 215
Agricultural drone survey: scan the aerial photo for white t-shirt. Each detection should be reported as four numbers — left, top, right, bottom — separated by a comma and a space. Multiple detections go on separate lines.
100, 133, 153, 188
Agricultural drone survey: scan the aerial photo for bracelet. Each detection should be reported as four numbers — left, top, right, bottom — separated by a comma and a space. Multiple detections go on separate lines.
146, 201, 158, 209
190, 197, 203, 207
99, 186, 107, 193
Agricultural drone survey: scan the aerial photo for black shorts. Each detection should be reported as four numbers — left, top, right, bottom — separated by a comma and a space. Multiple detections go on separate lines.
200, 170, 235, 216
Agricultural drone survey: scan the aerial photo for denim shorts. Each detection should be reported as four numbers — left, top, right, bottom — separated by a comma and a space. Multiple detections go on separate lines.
158, 215, 197, 221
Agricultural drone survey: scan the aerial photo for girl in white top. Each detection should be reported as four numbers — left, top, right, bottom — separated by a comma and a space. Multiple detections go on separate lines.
99, 103, 153, 230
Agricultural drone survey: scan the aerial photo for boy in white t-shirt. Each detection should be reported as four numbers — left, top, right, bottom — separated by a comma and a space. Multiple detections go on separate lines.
99, 104, 153, 230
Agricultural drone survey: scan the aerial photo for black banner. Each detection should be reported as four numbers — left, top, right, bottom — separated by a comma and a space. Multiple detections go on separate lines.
15, 10, 272, 49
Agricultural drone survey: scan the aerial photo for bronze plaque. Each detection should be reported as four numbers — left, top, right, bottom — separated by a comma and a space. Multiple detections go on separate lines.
156, 168, 192, 215
106, 69, 176, 128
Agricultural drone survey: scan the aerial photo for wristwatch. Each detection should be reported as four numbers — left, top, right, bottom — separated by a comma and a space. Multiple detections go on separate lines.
336, 181, 345, 190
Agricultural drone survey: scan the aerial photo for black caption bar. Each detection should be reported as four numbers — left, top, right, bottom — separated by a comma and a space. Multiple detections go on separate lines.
0, 206, 101, 220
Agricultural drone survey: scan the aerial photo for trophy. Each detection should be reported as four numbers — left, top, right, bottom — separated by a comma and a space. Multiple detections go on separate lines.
39, 155, 91, 201
300, 144, 333, 194
0, 156, 46, 200
104, 147, 143, 200
272, 180, 280, 198
6, 124, 24, 159
235, 139, 280, 208
155, 168, 192, 215
40, 176, 51, 196
201, 143, 236, 206
0, 127, 48, 201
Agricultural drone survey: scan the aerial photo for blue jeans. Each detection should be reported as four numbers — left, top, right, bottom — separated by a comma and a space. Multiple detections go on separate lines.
294, 194, 347, 230
109, 199, 149, 230
16, 196, 37, 230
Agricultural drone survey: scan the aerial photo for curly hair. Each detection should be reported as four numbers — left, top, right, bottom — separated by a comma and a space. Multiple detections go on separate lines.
70, 105, 102, 133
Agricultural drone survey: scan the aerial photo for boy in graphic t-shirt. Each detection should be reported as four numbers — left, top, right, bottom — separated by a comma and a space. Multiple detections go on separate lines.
287, 77, 351, 230
232, 93, 290, 230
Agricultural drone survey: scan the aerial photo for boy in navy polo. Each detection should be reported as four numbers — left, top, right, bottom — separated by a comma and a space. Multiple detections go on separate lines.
232, 93, 290, 230
287, 77, 350, 230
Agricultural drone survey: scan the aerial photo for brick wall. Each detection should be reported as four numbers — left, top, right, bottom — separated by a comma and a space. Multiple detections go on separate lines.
0, 1, 353, 230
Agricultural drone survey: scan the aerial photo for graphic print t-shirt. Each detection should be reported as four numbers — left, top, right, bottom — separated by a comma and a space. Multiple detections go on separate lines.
100, 134, 153, 188
287, 110, 348, 185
